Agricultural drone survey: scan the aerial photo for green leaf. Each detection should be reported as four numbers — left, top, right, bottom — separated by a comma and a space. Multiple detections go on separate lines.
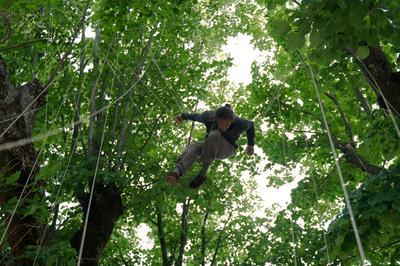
276, 22, 290, 37
286, 32, 305, 50
338, 0, 347, 9
5, 172, 20, 185
357, 46, 369, 59
310, 29, 323, 47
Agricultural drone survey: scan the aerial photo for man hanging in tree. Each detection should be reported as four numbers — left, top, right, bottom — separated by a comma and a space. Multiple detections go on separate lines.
165, 104, 255, 188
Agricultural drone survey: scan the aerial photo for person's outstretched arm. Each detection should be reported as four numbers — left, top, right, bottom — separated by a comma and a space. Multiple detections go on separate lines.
175, 111, 213, 125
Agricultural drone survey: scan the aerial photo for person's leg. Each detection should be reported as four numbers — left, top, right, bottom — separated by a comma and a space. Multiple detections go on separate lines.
166, 141, 203, 185
189, 130, 235, 188
175, 141, 203, 175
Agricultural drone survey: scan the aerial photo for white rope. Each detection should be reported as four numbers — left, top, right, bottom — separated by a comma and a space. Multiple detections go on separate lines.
151, 57, 184, 109
277, 93, 298, 266
0, 74, 77, 262
32, 53, 106, 263
308, 63, 366, 264
0, 29, 112, 246
77, 110, 108, 265
302, 116, 331, 263
0, 55, 152, 153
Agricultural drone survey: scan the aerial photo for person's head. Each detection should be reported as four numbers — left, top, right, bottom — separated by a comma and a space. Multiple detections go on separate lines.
216, 104, 234, 132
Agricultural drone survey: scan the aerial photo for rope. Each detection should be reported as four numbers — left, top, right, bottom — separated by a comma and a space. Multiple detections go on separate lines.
0, 0, 90, 139
302, 115, 331, 263
0, 72, 80, 262
77, 110, 108, 265
151, 57, 184, 109
277, 92, 298, 265
308, 63, 366, 264
0, 27, 114, 249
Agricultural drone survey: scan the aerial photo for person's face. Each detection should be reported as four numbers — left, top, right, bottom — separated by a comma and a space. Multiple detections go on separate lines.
217, 118, 232, 132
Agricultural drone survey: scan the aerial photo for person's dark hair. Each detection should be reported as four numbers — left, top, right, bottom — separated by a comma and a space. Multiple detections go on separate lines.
216, 105, 234, 120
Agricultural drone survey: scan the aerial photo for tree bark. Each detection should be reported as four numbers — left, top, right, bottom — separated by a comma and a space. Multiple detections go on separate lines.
324, 91, 355, 146
332, 136, 384, 176
155, 208, 170, 266
210, 213, 231, 266
359, 47, 400, 116
70, 32, 154, 265
175, 198, 190, 266
200, 208, 210, 266
0, 57, 47, 265
352, 87, 372, 116
70, 182, 123, 266
88, 27, 101, 158
113, 34, 153, 172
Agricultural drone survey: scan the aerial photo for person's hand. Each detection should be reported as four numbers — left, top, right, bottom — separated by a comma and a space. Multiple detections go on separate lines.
175, 115, 183, 126
246, 145, 254, 155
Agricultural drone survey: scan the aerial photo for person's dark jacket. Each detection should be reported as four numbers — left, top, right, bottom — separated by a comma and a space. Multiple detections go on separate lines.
181, 111, 255, 149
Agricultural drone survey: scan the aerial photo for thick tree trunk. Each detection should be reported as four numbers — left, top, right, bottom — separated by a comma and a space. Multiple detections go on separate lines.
0, 57, 47, 265
361, 47, 400, 115
70, 183, 123, 266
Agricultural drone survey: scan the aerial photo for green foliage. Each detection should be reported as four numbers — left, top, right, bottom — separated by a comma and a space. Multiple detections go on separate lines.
327, 165, 400, 263
1, 0, 400, 265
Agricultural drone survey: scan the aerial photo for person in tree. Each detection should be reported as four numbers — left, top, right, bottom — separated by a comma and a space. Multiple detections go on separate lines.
165, 104, 255, 188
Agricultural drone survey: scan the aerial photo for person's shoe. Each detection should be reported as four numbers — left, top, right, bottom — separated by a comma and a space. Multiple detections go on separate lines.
189, 174, 207, 189
165, 172, 180, 186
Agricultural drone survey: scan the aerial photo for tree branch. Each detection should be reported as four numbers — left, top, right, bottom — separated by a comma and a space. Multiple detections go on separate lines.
324, 91, 355, 146
156, 208, 170, 266
175, 198, 190, 266
200, 207, 210, 266
210, 212, 232, 266
332, 135, 384, 176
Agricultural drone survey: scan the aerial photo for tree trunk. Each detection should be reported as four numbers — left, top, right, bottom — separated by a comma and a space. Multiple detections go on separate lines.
175, 198, 190, 266
70, 183, 123, 266
156, 208, 170, 266
210, 213, 231, 266
88, 27, 101, 158
0, 57, 47, 265
361, 47, 400, 115
70, 30, 154, 265
200, 208, 210, 266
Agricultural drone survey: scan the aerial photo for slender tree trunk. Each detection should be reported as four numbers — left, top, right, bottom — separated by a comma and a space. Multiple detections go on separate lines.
332, 136, 384, 176
352, 87, 372, 116
155, 208, 170, 266
210, 213, 231, 266
70, 32, 154, 265
71, 23, 87, 155
324, 91, 355, 145
200, 208, 210, 266
88, 27, 101, 158
114, 34, 153, 172
175, 198, 190, 266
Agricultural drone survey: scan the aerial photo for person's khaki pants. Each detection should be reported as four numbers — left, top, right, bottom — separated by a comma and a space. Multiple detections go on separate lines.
177, 130, 235, 176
